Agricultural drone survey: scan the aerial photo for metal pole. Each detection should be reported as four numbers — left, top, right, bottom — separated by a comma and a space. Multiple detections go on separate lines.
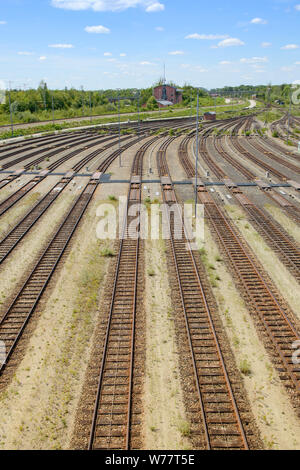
89, 92, 92, 123
286, 90, 292, 145
52, 94, 55, 125
8, 90, 14, 137
43, 86, 46, 111
82, 87, 85, 116
137, 91, 140, 140
118, 93, 121, 167
195, 90, 199, 219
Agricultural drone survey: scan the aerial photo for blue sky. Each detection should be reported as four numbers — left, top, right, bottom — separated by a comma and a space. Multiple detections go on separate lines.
0, 0, 300, 90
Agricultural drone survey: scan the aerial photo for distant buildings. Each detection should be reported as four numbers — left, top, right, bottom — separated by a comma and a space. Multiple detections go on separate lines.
153, 84, 183, 108
204, 111, 216, 121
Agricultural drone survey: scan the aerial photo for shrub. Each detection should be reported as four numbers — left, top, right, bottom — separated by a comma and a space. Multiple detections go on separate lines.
101, 248, 115, 257
240, 359, 252, 376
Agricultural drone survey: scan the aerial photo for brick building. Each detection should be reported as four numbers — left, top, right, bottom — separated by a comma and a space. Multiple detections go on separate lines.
203, 111, 216, 121
153, 84, 183, 108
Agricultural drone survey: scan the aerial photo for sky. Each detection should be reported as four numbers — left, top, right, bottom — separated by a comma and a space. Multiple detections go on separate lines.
0, 0, 300, 90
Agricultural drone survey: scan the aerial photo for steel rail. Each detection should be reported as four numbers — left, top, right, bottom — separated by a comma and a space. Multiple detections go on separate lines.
0, 134, 131, 216
156, 137, 249, 450
177, 132, 300, 396
0, 133, 150, 379
88, 136, 158, 450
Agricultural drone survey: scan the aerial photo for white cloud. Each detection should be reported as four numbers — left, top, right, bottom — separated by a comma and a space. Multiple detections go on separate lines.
39, 56, 47, 61
250, 17, 267, 25
261, 42, 272, 48
120, 53, 127, 56
281, 44, 299, 50
139, 61, 156, 65
217, 37, 245, 47
155, 26, 164, 31
240, 57, 268, 64
219, 60, 232, 65
48, 43, 74, 48
168, 50, 184, 55
51, 0, 165, 13
18, 51, 34, 56
295, 61, 300, 65
281, 66, 294, 72
185, 33, 228, 40
146, 2, 164, 12
195, 66, 208, 72
0, 21, 7, 25
85, 25, 110, 34
104, 52, 112, 56
295, 4, 300, 11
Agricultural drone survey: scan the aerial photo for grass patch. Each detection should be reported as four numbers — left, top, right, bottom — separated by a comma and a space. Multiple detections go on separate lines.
100, 248, 115, 257
239, 359, 252, 376
177, 420, 191, 437
147, 268, 156, 277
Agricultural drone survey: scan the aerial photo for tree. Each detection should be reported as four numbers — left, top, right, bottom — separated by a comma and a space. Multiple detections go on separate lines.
146, 96, 158, 110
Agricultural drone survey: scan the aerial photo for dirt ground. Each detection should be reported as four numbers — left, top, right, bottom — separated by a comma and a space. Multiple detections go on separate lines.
143, 238, 192, 450
264, 203, 300, 244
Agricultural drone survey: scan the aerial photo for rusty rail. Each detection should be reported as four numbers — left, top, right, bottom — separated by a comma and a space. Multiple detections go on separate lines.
156, 137, 250, 450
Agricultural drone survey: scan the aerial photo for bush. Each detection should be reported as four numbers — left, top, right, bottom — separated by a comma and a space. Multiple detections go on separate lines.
101, 248, 115, 257
240, 359, 252, 376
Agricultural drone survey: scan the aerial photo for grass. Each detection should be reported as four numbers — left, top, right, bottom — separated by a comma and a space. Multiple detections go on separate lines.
177, 420, 191, 437
147, 268, 156, 277
108, 195, 117, 201
0, 102, 251, 141
100, 248, 115, 257
239, 359, 252, 376
257, 110, 283, 124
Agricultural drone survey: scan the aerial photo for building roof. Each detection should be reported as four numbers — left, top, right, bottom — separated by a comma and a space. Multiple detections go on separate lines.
204, 111, 216, 115
156, 100, 173, 106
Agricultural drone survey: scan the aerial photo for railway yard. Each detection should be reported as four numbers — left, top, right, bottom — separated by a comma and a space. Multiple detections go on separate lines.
0, 112, 300, 451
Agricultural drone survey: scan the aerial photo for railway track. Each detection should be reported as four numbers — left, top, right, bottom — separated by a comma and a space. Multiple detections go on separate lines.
156, 137, 251, 450
0, 133, 109, 191
0, 130, 89, 155
181, 121, 300, 286
176, 131, 300, 401
229, 136, 289, 180
0, 131, 98, 164
88, 137, 157, 450
0, 135, 145, 264
246, 138, 300, 175
182, 124, 300, 228
211, 137, 300, 283
0, 134, 149, 381
0, 134, 131, 216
